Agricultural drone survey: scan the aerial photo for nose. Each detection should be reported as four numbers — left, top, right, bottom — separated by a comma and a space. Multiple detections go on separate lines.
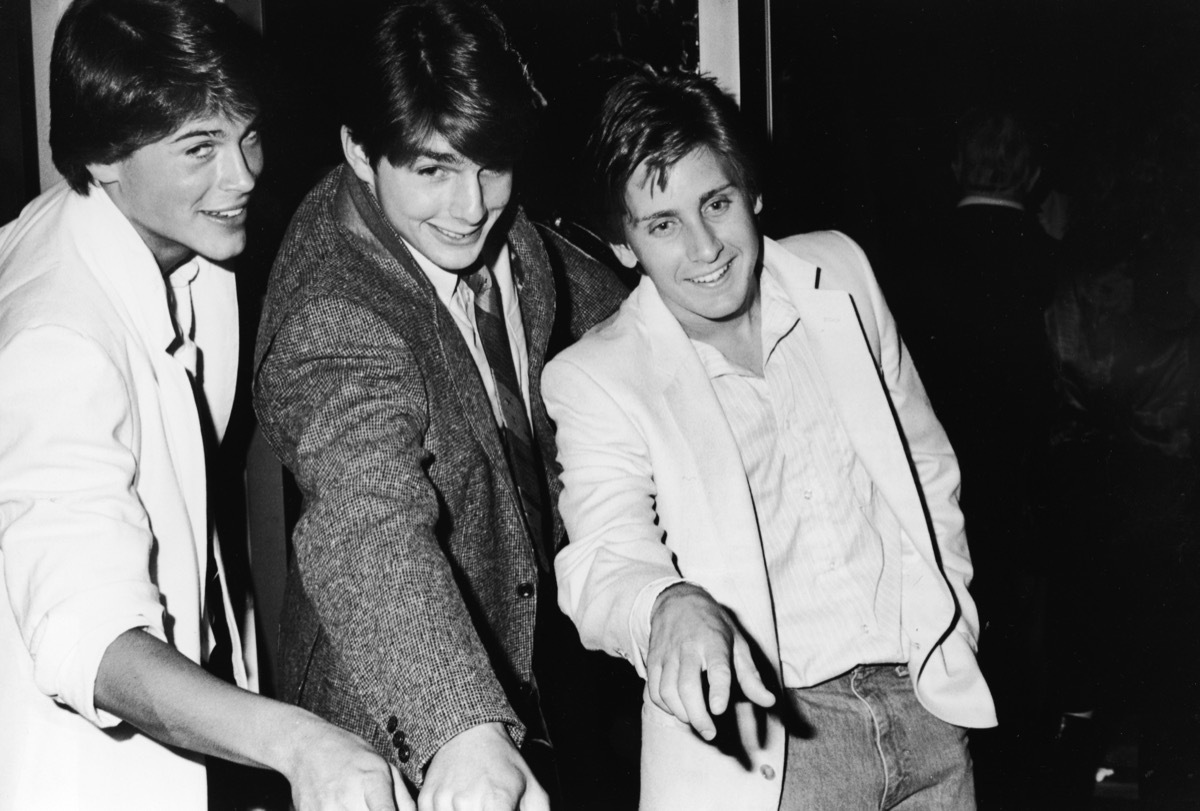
449, 171, 487, 225
221, 139, 261, 194
685, 219, 721, 264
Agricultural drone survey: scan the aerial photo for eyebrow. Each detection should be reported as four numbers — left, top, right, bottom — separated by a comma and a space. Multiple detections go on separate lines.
170, 127, 225, 143
169, 114, 263, 144
416, 149, 466, 165
631, 182, 737, 224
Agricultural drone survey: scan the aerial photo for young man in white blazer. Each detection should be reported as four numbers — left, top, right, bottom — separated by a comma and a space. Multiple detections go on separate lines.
543, 71, 998, 810
0, 1, 412, 808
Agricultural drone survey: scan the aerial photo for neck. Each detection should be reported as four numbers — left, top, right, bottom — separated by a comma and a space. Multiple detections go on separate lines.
683, 284, 764, 375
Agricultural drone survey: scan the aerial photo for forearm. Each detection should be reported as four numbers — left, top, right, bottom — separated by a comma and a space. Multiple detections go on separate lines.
95, 628, 326, 776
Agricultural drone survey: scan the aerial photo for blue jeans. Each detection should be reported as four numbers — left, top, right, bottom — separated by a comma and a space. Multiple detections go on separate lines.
781, 665, 975, 810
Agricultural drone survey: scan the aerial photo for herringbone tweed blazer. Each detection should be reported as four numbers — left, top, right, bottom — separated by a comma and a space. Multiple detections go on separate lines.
253, 164, 627, 785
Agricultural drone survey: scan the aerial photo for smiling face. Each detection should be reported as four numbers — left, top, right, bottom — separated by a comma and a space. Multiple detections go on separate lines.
612, 146, 763, 338
344, 128, 514, 274
90, 113, 262, 273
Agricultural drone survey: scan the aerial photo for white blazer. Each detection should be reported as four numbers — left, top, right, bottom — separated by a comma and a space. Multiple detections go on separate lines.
0, 183, 245, 810
544, 231, 996, 811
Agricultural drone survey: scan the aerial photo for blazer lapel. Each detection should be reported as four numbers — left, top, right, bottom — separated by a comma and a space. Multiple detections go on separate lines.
635, 279, 764, 564
771, 256, 932, 548
342, 170, 514, 489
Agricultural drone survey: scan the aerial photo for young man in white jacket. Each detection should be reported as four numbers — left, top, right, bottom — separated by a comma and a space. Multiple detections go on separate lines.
0, 1, 412, 808
544, 71, 997, 810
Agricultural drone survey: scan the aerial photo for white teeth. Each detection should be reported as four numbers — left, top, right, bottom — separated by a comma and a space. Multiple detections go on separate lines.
204, 208, 243, 218
690, 261, 731, 285
433, 225, 477, 242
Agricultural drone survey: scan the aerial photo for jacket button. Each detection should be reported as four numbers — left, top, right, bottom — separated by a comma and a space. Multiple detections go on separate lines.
391, 730, 406, 748
760, 764, 776, 780
386, 715, 398, 734
516, 582, 535, 598
397, 743, 412, 763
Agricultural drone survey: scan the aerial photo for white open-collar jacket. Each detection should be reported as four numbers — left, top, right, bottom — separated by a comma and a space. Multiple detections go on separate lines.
0, 182, 246, 810
545, 230, 996, 811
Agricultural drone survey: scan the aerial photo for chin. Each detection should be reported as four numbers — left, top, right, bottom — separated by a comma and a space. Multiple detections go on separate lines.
198, 237, 248, 265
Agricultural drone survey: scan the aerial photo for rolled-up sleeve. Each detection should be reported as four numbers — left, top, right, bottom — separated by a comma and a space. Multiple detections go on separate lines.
0, 326, 166, 726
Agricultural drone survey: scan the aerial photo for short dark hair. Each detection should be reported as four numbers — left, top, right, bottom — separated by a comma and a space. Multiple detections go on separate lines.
50, 0, 263, 195
342, 0, 540, 170
953, 106, 1040, 197
584, 70, 759, 243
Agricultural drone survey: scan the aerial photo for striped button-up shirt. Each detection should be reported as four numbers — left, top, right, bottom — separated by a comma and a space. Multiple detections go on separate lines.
691, 272, 904, 687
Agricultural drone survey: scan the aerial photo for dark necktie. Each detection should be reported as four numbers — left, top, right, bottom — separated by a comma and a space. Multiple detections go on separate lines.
168, 274, 235, 682
466, 266, 551, 570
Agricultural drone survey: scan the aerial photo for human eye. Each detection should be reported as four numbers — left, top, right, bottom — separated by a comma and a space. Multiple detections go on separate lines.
185, 141, 215, 160
706, 196, 732, 215
648, 219, 677, 237
415, 164, 450, 178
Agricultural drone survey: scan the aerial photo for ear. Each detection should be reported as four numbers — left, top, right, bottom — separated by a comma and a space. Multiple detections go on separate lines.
609, 241, 639, 270
341, 126, 377, 188
87, 160, 121, 185
753, 195, 763, 215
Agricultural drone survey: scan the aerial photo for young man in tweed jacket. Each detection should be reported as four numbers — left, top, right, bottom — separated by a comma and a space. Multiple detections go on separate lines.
252, 1, 627, 808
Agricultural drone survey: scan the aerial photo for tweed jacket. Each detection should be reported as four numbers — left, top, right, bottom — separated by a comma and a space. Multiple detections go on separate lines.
544, 232, 996, 811
253, 164, 626, 785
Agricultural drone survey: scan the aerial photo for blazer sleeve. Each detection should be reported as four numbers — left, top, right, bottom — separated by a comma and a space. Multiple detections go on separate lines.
839, 233, 979, 642
0, 326, 168, 726
543, 354, 684, 677
253, 294, 521, 783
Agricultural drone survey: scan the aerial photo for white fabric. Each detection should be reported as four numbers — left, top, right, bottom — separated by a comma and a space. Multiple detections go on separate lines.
544, 230, 996, 811
0, 181, 243, 810
402, 238, 532, 424
691, 272, 905, 687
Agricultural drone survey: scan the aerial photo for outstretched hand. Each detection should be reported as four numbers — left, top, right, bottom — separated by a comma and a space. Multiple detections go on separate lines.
284, 714, 415, 811
647, 583, 776, 741
419, 722, 548, 811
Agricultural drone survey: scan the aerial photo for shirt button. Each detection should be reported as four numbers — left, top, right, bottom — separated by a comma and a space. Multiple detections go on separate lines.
516, 582, 535, 598
760, 764, 776, 780
803, 489, 813, 500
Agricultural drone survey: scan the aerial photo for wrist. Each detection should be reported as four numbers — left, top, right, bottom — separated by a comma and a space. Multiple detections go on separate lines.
263, 704, 328, 779
651, 582, 708, 622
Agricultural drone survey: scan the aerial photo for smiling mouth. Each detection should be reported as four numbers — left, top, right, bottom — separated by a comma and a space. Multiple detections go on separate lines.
431, 223, 482, 243
688, 259, 733, 285
201, 207, 246, 220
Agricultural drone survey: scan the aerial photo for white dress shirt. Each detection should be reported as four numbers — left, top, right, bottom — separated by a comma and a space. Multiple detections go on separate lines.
402, 238, 533, 423
692, 273, 904, 686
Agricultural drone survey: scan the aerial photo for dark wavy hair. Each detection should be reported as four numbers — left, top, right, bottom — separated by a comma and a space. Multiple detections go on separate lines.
341, 0, 540, 170
584, 70, 759, 243
50, 0, 262, 194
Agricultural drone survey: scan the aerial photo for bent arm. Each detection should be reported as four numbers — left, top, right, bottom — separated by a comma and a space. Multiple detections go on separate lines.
0, 326, 408, 810
97, 630, 410, 810
543, 356, 683, 676
254, 296, 522, 783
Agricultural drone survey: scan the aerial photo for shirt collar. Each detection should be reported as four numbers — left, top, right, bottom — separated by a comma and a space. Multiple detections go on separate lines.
690, 271, 798, 379
73, 184, 183, 355
402, 236, 516, 314
957, 194, 1025, 212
